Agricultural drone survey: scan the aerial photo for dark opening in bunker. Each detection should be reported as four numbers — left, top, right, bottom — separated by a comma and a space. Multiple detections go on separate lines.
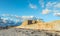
28, 20, 32, 25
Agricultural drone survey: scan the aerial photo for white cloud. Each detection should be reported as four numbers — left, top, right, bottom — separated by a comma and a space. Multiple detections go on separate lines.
1, 14, 21, 19
42, 9, 51, 14
46, 2, 57, 8
54, 13, 60, 16
22, 16, 34, 19
29, 3, 37, 9
42, 1, 60, 16
21, 16, 34, 21
1, 14, 37, 22
17, 16, 35, 21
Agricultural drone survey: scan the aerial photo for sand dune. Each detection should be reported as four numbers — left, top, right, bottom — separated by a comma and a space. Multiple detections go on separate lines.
15, 20, 60, 31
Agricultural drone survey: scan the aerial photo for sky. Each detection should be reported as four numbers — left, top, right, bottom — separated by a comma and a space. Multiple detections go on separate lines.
0, 0, 60, 22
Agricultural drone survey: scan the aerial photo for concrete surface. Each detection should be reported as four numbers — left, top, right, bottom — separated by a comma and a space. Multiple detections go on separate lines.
0, 28, 60, 36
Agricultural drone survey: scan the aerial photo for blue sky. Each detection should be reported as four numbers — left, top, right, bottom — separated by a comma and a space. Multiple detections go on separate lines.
0, 0, 60, 22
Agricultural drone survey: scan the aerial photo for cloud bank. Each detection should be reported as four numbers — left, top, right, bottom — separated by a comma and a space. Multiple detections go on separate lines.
41, 1, 60, 16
